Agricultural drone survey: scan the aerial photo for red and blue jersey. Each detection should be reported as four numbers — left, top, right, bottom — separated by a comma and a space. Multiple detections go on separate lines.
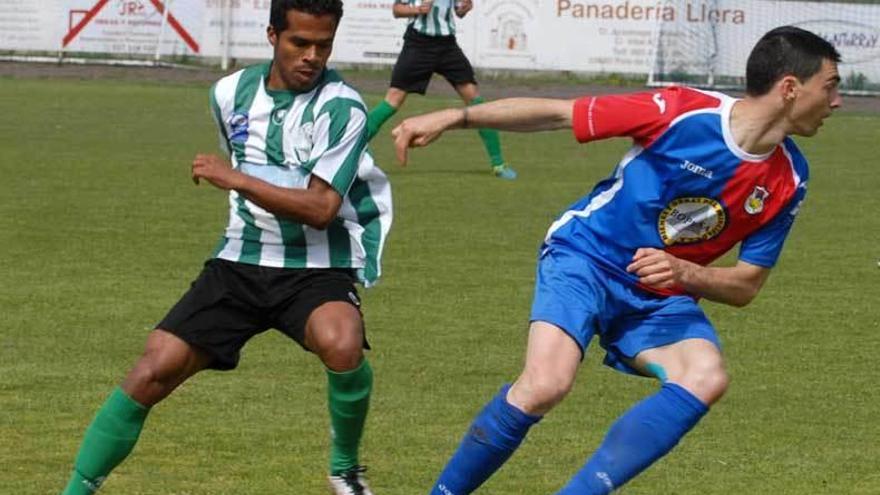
546, 86, 808, 296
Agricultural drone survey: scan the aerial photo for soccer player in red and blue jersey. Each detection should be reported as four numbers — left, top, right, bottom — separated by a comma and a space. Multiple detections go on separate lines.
392, 26, 842, 494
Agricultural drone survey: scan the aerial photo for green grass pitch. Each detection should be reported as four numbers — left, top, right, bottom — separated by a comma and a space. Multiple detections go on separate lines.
0, 76, 878, 494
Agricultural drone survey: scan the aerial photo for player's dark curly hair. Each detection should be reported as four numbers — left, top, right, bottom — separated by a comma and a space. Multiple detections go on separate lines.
746, 26, 841, 96
270, 0, 344, 32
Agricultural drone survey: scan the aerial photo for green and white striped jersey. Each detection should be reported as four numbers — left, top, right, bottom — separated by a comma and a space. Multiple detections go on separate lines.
209, 63, 392, 286
398, 0, 457, 37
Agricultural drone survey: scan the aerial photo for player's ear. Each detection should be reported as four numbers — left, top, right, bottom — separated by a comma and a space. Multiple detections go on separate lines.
267, 25, 278, 47
779, 74, 799, 104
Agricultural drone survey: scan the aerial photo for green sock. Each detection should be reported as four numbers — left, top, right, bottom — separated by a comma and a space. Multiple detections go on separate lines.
327, 358, 373, 475
62, 387, 149, 495
469, 96, 505, 167
366, 100, 397, 142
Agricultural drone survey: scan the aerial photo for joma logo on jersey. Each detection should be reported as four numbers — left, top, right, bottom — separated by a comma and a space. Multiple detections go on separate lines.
652, 93, 667, 114
228, 112, 249, 143
744, 185, 769, 214
680, 160, 713, 179
658, 197, 726, 245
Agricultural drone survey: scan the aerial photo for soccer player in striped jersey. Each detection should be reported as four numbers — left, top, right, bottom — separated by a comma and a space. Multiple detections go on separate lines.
366, 0, 517, 180
61, 1, 390, 494
393, 26, 841, 494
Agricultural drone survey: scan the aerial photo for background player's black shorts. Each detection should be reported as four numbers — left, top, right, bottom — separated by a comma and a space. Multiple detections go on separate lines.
157, 259, 366, 370
390, 26, 477, 94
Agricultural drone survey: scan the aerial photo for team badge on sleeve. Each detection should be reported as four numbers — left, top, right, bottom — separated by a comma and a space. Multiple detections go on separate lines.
658, 197, 726, 245
228, 112, 249, 144
744, 186, 770, 215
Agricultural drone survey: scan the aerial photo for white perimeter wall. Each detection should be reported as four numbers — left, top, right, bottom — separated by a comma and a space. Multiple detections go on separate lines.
2, 0, 879, 80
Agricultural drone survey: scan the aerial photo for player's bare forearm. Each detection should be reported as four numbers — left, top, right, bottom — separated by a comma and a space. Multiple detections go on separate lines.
627, 248, 770, 307
459, 98, 574, 132
191, 154, 340, 230
391, 98, 574, 165
676, 261, 769, 306
234, 174, 342, 230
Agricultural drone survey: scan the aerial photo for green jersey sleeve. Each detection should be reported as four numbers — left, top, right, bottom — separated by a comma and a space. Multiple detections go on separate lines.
302, 96, 368, 197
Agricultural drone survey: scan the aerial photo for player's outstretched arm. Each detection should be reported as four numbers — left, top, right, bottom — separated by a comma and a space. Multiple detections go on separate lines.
626, 248, 771, 307
391, 97, 574, 165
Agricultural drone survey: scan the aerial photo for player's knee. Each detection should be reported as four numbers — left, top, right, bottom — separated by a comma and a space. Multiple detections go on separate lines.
513, 371, 574, 415
306, 302, 365, 371
125, 359, 158, 392
311, 324, 364, 371
708, 367, 731, 401
123, 349, 189, 405
680, 360, 729, 405
321, 346, 363, 372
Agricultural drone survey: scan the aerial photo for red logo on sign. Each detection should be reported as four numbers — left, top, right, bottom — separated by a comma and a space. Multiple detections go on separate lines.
63, 0, 200, 53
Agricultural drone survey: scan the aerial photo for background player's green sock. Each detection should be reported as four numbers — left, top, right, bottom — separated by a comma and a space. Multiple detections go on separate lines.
327, 358, 373, 475
62, 387, 149, 494
366, 100, 397, 142
469, 96, 505, 167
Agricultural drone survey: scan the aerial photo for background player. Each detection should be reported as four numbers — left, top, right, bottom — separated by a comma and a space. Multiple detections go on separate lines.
392, 26, 841, 494
366, 0, 517, 180
60, 1, 391, 494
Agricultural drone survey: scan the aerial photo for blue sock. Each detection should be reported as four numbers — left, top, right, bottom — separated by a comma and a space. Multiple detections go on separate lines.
430, 384, 541, 495
556, 382, 708, 495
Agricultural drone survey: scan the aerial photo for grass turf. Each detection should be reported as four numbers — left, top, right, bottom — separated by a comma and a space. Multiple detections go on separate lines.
0, 77, 878, 494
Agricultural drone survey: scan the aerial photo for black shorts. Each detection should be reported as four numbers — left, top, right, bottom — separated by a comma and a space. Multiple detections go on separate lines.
157, 259, 365, 370
390, 26, 477, 94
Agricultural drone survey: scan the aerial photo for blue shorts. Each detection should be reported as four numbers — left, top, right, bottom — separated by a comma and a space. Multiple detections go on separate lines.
530, 245, 721, 376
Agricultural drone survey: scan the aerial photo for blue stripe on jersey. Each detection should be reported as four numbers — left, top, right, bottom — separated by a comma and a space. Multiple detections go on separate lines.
548, 111, 755, 280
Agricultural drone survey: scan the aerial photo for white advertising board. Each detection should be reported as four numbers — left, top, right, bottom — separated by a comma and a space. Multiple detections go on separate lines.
331, 1, 407, 64
200, 0, 272, 59
0, 0, 877, 85
0, 0, 63, 51
60, 0, 203, 55
651, 1, 880, 82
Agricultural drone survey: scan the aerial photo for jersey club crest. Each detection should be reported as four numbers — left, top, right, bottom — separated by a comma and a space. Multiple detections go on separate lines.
744, 186, 770, 215
658, 197, 726, 245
